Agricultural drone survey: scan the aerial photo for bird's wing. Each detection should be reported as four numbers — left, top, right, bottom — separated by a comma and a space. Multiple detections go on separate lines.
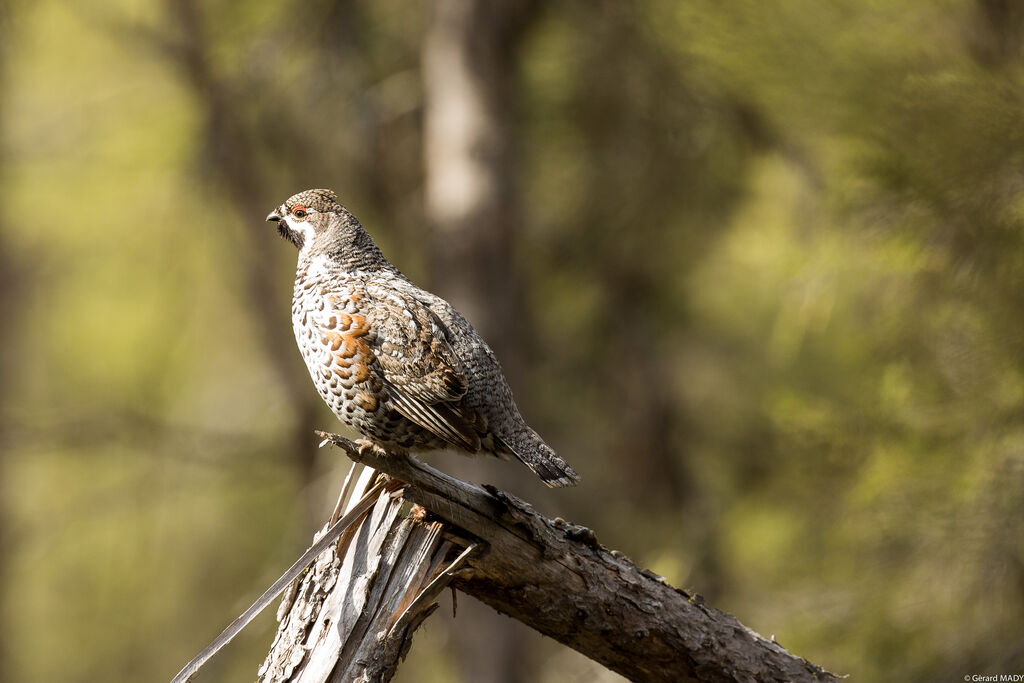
364, 281, 483, 452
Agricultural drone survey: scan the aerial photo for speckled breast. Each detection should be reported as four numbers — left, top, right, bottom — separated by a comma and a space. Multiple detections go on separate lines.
291, 265, 443, 450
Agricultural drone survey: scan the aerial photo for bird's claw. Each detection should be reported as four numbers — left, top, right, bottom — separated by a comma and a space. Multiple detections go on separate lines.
355, 438, 384, 458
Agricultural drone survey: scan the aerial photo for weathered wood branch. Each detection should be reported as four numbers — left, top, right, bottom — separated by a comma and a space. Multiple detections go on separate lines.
306, 432, 839, 683
259, 474, 466, 683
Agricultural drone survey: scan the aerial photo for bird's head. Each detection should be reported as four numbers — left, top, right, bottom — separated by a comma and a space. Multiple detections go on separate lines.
266, 188, 344, 252
267, 188, 389, 271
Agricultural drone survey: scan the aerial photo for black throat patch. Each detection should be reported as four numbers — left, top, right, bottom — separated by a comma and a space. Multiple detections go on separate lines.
278, 222, 304, 250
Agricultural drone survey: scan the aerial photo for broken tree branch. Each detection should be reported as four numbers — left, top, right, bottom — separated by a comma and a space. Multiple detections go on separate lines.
312, 432, 839, 683
258, 475, 466, 683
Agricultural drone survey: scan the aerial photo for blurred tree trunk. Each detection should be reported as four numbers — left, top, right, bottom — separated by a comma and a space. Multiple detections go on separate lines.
423, 0, 537, 359
161, 0, 319, 521
970, 0, 1024, 65
422, 1, 541, 681
0, 248, 11, 683
0, 2, 14, 677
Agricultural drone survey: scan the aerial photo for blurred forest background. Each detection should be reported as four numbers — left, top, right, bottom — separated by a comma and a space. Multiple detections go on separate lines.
1, 0, 1023, 681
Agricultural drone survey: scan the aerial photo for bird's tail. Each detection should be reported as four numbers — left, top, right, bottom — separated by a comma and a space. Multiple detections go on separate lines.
497, 428, 580, 488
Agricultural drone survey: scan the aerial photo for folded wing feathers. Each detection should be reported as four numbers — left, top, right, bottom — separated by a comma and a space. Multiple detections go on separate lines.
369, 289, 482, 452
385, 381, 481, 451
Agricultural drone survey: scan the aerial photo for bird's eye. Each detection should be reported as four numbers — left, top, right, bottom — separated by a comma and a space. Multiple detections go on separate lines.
292, 206, 307, 218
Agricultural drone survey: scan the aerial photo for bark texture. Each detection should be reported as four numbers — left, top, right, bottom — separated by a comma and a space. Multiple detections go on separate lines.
316, 432, 840, 683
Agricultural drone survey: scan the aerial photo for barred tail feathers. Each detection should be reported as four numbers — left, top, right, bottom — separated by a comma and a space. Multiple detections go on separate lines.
497, 428, 580, 488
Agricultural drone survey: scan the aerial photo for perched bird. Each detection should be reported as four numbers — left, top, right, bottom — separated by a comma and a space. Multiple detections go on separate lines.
268, 189, 579, 487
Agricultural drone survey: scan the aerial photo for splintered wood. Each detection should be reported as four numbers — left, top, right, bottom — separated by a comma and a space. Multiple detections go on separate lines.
258, 469, 465, 683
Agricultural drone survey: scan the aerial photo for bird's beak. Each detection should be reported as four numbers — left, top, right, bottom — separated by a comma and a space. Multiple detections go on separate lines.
266, 210, 281, 222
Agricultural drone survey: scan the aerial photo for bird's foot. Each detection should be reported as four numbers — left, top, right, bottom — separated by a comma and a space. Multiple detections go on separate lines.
355, 438, 387, 459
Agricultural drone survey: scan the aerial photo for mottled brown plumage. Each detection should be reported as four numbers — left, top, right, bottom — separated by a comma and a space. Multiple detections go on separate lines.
268, 189, 579, 487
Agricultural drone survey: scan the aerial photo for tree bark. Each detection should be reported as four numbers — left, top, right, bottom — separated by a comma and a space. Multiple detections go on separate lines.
312, 432, 840, 683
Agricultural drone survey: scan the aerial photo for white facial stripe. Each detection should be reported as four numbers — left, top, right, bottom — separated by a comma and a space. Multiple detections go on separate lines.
283, 214, 315, 249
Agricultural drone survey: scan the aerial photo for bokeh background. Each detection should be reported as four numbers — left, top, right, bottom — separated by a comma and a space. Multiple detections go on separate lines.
1, 0, 1023, 681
